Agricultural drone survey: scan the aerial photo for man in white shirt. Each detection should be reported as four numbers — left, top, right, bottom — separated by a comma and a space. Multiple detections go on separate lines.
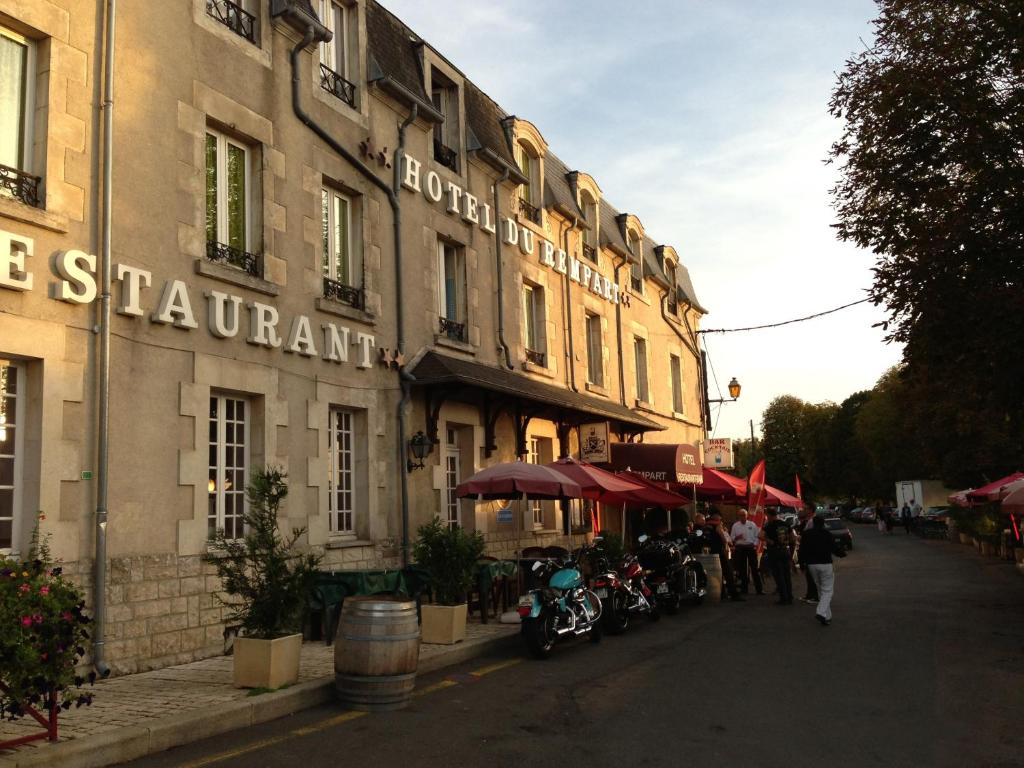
729, 509, 763, 595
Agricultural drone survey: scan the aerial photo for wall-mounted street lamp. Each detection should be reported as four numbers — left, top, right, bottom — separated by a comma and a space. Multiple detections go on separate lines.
709, 377, 741, 403
407, 431, 433, 472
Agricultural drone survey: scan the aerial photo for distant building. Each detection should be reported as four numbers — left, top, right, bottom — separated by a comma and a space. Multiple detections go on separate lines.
0, 0, 707, 674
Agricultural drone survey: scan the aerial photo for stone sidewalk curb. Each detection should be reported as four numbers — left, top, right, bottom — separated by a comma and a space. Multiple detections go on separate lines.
0, 631, 520, 768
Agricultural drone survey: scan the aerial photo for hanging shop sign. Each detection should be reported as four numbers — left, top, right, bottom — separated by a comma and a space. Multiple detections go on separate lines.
579, 422, 610, 464
0, 229, 376, 369
703, 438, 734, 470
399, 154, 620, 306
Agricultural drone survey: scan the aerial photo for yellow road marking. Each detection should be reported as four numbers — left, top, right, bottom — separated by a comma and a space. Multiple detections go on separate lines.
175, 737, 288, 768
290, 709, 367, 735
412, 679, 459, 697
470, 658, 522, 677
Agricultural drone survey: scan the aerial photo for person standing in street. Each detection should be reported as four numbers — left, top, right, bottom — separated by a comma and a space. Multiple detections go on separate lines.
901, 501, 913, 535
706, 512, 744, 601
796, 507, 819, 604
798, 515, 846, 626
760, 508, 795, 605
729, 509, 763, 595
876, 502, 886, 534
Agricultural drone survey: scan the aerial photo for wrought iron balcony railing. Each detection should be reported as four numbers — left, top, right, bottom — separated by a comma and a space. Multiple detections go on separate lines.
323, 276, 364, 310
439, 316, 467, 343
206, 0, 256, 44
582, 243, 597, 262
319, 64, 357, 109
0, 163, 41, 208
518, 196, 541, 225
206, 240, 261, 277
525, 348, 546, 367
433, 139, 458, 172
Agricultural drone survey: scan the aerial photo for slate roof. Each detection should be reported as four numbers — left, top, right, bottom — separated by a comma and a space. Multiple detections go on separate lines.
410, 351, 664, 433
365, 0, 705, 315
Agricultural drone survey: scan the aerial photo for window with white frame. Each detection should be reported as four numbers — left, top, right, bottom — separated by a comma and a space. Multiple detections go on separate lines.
527, 437, 543, 527
0, 26, 38, 207
523, 283, 546, 365
0, 361, 24, 552
444, 428, 460, 527
670, 354, 684, 415
322, 187, 353, 286
586, 313, 603, 387
318, 0, 356, 107
328, 407, 355, 535
634, 336, 650, 404
208, 394, 249, 540
205, 127, 255, 266
438, 240, 467, 341
629, 235, 644, 293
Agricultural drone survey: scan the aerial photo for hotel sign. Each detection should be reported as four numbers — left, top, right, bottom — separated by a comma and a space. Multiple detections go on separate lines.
579, 422, 609, 464
400, 154, 620, 306
0, 229, 376, 369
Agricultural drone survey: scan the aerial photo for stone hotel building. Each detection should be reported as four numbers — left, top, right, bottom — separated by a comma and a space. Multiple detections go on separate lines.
0, 0, 708, 673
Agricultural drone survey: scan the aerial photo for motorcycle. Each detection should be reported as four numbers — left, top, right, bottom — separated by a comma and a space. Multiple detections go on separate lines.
672, 531, 709, 605
585, 540, 632, 635
517, 547, 603, 659
609, 549, 661, 626
637, 534, 686, 614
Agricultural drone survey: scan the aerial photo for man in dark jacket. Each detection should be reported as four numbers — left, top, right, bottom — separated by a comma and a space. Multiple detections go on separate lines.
796, 508, 819, 604
760, 508, 795, 605
797, 515, 845, 626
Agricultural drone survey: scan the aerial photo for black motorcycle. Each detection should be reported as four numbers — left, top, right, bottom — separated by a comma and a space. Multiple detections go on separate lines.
637, 534, 687, 614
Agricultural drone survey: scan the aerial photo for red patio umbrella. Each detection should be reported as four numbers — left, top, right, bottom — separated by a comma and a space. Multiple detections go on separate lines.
698, 468, 747, 502
763, 484, 805, 509
966, 472, 1024, 503
998, 480, 1024, 514
455, 461, 583, 500
544, 458, 648, 504
617, 471, 691, 508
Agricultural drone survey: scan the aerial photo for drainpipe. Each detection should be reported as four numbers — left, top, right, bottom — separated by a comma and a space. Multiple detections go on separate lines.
492, 169, 513, 369
612, 252, 628, 407
92, 0, 116, 679
561, 217, 578, 391
659, 289, 708, 433
290, 29, 417, 565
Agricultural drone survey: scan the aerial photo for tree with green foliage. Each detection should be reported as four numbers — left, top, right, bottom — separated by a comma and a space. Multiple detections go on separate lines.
761, 395, 809, 495
829, 0, 1024, 486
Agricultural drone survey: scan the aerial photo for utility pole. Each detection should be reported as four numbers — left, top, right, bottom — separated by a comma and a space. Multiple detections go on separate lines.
750, 419, 756, 458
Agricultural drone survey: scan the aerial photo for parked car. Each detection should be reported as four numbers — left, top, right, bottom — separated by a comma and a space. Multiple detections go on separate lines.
825, 518, 853, 550
847, 507, 864, 522
861, 507, 878, 523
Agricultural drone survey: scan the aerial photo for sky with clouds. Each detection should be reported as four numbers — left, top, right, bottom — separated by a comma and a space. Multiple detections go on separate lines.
382, 0, 904, 440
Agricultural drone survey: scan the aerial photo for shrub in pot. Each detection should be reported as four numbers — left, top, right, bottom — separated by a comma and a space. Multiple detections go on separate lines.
0, 514, 94, 732
413, 517, 485, 644
206, 469, 321, 689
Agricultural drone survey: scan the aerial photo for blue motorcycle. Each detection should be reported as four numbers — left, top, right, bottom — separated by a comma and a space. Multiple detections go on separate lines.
517, 546, 603, 659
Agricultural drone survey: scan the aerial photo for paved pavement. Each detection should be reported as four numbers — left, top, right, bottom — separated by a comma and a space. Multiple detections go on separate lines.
0, 618, 518, 767
114, 526, 1024, 768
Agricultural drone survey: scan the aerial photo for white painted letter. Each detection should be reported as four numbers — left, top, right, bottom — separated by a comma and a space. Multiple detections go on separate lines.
502, 217, 519, 246
151, 280, 198, 329
400, 154, 422, 193
354, 331, 375, 369
556, 250, 568, 274
284, 315, 318, 357
322, 323, 351, 363
462, 192, 479, 225
541, 240, 555, 267
0, 230, 33, 291
480, 202, 496, 234
611, 283, 621, 304
205, 290, 242, 338
115, 263, 152, 316
246, 302, 282, 347
591, 270, 604, 294
424, 171, 443, 203
445, 182, 463, 215
581, 264, 593, 288
52, 250, 97, 304
519, 228, 534, 256
569, 258, 582, 283
602, 276, 613, 301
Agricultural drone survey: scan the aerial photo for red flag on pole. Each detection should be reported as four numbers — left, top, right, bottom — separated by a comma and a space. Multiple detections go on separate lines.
748, 459, 767, 529
795, 474, 803, 503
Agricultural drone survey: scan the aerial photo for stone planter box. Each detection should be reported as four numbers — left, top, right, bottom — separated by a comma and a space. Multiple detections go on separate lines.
980, 541, 997, 557
233, 633, 302, 689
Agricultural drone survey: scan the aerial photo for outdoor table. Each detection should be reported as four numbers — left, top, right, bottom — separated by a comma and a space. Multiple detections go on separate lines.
475, 559, 518, 623
309, 567, 430, 643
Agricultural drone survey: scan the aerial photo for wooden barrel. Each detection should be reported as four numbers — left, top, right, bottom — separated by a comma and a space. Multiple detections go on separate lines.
695, 554, 722, 603
334, 597, 420, 711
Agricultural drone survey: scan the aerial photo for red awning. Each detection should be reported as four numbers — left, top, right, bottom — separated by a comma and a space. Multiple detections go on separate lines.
763, 485, 805, 509
696, 468, 747, 501
544, 458, 648, 505
616, 471, 691, 508
966, 472, 1024, 503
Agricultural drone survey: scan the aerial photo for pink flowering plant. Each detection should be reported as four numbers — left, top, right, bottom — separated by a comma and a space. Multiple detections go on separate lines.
0, 514, 94, 721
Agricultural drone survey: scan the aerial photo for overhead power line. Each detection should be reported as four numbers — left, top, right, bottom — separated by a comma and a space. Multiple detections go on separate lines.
697, 298, 872, 335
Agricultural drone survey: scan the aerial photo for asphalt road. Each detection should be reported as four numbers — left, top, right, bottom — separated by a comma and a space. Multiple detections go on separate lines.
124, 527, 1024, 768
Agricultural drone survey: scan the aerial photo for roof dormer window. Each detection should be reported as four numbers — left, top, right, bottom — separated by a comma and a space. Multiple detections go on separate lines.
665, 260, 678, 314
431, 68, 459, 173
516, 141, 541, 224
580, 192, 599, 263
628, 233, 644, 294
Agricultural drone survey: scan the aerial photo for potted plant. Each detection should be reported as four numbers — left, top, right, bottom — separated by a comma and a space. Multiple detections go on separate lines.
412, 517, 484, 644
0, 514, 93, 744
206, 468, 321, 689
